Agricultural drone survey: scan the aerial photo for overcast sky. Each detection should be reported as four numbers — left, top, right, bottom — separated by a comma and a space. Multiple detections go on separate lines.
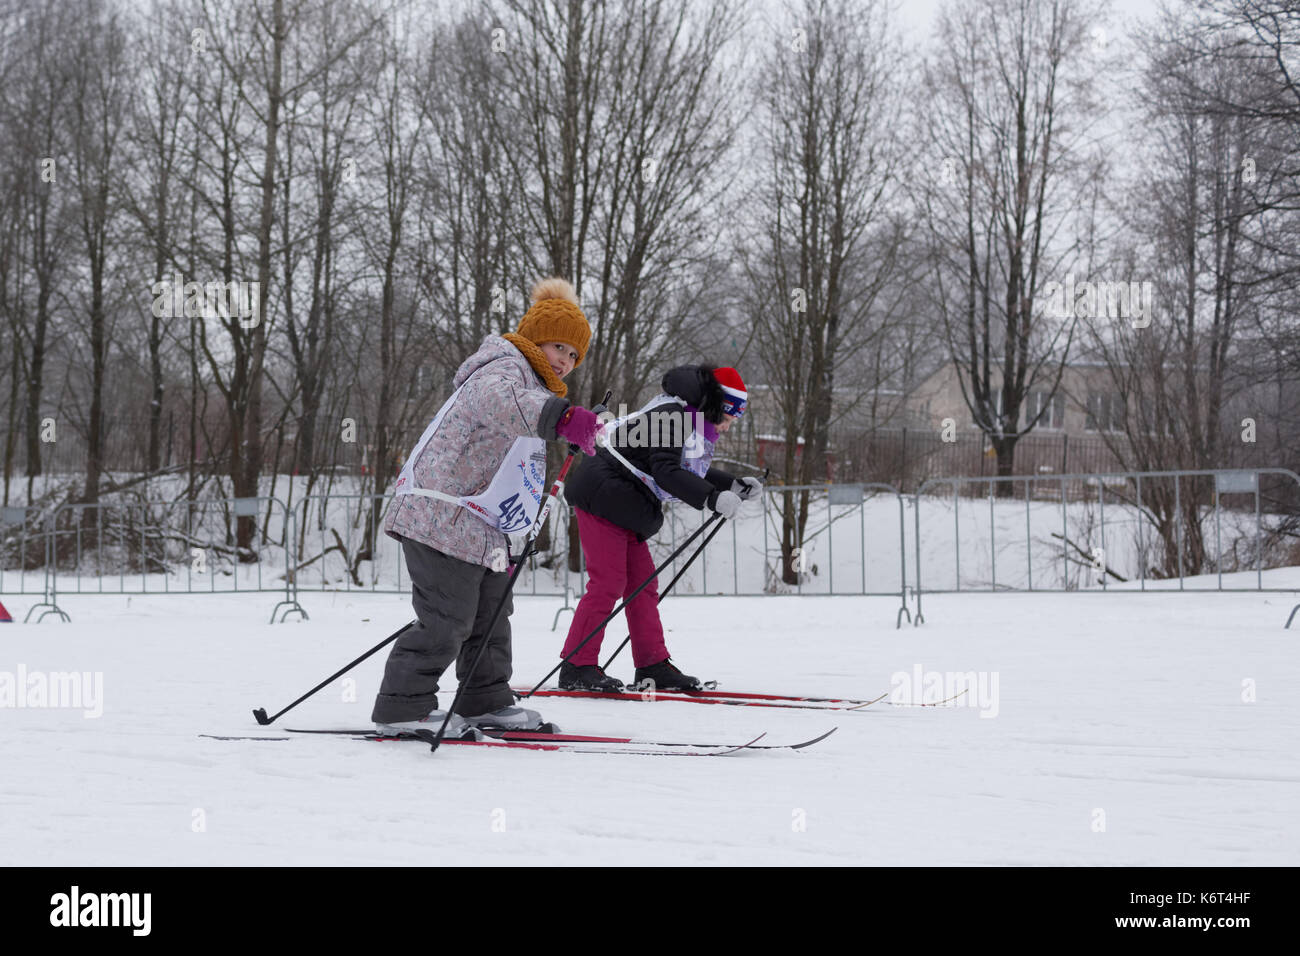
891, 0, 1167, 42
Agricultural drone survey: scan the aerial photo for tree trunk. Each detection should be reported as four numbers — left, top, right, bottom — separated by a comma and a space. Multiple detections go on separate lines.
24, 282, 51, 503
238, 0, 285, 559
993, 436, 1018, 497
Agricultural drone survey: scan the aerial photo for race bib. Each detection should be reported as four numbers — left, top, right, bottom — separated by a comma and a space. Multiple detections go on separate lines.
458, 437, 547, 533
394, 384, 547, 534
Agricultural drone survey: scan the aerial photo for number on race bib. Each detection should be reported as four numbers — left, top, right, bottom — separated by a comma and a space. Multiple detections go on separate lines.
497, 493, 528, 532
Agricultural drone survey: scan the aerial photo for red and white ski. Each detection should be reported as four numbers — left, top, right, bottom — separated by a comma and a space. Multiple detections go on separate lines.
513, 686, 889, 711
201, 726, 838, 756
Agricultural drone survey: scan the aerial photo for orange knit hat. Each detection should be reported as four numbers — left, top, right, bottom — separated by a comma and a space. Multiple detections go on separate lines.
513, 278, 590, 367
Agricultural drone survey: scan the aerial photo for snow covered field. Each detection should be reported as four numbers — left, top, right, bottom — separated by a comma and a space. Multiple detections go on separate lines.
1, 585, 1297, 866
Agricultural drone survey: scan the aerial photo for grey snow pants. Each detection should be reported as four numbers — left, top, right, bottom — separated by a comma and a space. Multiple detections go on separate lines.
370, 538, 515, 723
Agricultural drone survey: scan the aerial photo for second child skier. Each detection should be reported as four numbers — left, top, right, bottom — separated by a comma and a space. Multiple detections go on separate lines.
558, 365, 761, 692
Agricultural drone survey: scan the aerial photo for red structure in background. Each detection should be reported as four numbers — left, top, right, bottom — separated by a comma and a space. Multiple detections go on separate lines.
754, 435, 836, 482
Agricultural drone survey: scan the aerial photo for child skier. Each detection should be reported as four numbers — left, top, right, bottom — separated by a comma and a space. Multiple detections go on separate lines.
558, 365, 761, 692
371, 278, 602, 738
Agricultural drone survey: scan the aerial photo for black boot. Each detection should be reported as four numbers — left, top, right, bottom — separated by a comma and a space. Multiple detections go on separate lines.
633, 658, 702, 692
559, 662, 626, 693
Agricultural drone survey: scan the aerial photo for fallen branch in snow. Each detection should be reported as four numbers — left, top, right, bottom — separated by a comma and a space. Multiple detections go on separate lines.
285, 528, 351, 584
90, 461, 219, 500
1050, 531, 1128, 582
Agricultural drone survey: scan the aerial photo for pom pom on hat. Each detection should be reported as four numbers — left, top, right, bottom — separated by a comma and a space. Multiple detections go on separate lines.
515, 277, 591, 366
712, 366, 747, 417
530, 277, 580, 307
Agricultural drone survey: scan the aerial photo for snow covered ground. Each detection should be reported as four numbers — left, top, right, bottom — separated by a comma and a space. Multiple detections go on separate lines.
1, 585, 1297, 866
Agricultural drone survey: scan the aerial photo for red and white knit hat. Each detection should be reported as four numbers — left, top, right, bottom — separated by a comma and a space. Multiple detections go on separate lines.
712, 367, 747, 417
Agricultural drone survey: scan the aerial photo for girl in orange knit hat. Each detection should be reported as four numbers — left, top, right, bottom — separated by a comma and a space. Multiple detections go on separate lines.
373, 278, 603, 737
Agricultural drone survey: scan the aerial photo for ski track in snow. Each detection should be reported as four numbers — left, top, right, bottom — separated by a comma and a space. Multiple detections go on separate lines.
1, 587, 1297, 866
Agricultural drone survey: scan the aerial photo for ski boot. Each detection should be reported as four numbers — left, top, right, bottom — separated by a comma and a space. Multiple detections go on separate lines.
374, 710, 483, 741
632, 658, 702, 692
558, 662, 626, 693
462, 704, 559, 734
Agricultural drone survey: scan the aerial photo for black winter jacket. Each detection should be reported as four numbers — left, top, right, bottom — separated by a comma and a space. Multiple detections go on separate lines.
563, 366, 738, 540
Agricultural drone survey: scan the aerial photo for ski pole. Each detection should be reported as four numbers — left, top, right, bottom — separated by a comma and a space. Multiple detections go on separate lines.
519, 511, 723, 698
600, 468, 765, 670
427, 391, 610, 752
252, 620, 417, 726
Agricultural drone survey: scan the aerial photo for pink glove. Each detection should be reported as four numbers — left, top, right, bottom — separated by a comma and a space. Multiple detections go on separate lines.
556, 405, 600, 455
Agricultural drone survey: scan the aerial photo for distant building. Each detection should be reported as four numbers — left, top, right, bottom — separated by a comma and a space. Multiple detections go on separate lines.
907, 360, 1132, 439
754, 434, 836, 483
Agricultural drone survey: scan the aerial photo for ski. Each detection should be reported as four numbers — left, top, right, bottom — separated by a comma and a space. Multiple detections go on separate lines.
514, 686, 889, 711
891, 690, 969, 707
282, 726, 837, 750
203, 732, 751, 755
201, 729, 780, 755
639, 687, 880, 705
513, 687, 972, 710
668, 688, 892, 711
401, 727, 767, 756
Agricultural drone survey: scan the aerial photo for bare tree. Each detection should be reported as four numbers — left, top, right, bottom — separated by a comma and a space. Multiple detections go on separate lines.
188, 0, 385, 554
67, 0, 130, 507
483, 0, 741, 405
9, 1, 76, 505
311, 5, 436, 572
276, 0, 375, 482
1082, 3, 1293, 575
1195, 0, 1300, 480
412, 13, 521, 370
122, 0, 197, 476
743, 0, 909, 584
0, 0, 31, 504
922, 0, 1106, 489
363, 10, 431, 501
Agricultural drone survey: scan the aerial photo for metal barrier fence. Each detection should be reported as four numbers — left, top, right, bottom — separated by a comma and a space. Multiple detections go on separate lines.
2, 483, 915, 626
0, 503, 64, 623
283, 484, 911, 623
285, 491, 591, 611
4, 469, 1295, 627
741, 482, 910, 624
0, 504, 51, 597
4, 496, 307, 623
912, 468, 1300, 626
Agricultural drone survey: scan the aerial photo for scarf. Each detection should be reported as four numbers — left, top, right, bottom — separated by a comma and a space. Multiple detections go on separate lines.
503, 333, 568, 398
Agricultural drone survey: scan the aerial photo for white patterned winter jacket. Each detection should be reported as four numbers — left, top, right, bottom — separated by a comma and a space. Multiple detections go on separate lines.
384, 335, 570, 568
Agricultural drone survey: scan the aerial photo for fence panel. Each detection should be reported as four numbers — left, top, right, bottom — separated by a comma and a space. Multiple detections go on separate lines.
0, 504, 51, 597
18, 467, 1283, 628
286, 492, 586, 615
912, 468, 1300, 625
32, 495, 304, 623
